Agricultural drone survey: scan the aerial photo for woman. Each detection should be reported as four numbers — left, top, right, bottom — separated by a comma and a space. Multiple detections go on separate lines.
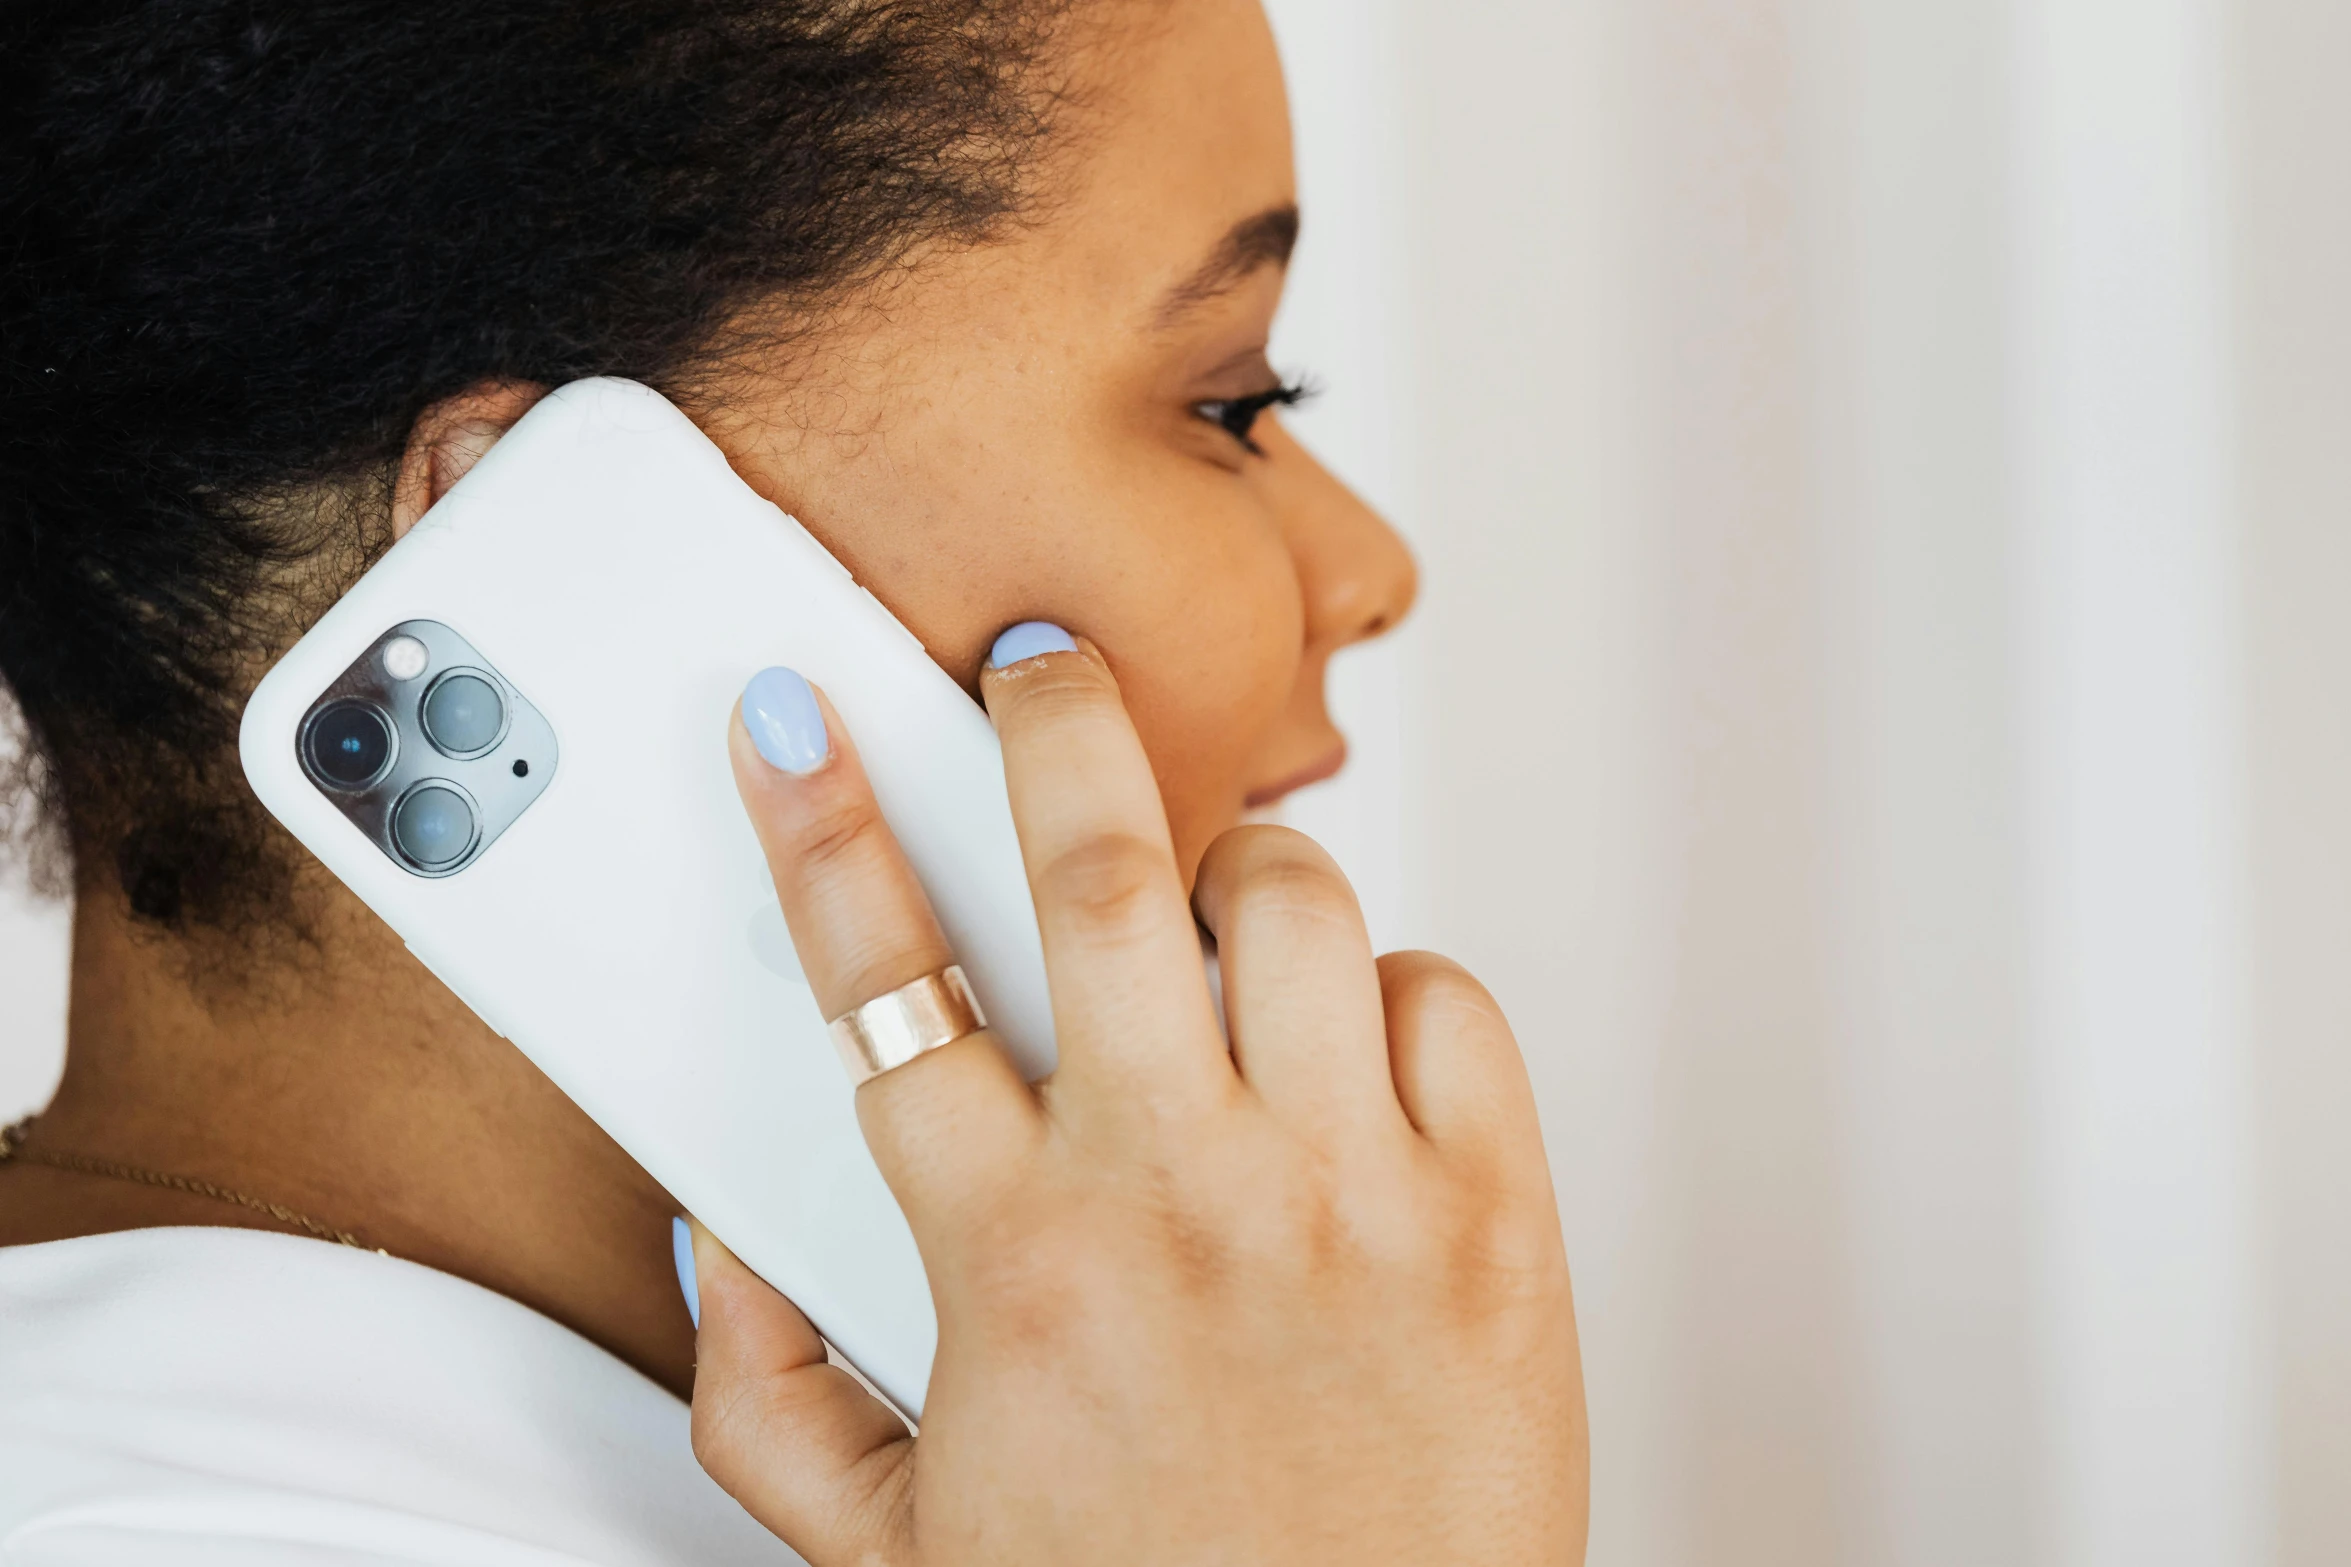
0, 1, 1588, 1561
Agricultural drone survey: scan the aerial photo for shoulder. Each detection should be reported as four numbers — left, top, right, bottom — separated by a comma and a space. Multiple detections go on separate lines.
0, 1228, 800, 1566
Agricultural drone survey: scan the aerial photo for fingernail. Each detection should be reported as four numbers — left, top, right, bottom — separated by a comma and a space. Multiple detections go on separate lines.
743, 667, 829, 775
672, 1215, 700, 1330
988, 621, 1078, 669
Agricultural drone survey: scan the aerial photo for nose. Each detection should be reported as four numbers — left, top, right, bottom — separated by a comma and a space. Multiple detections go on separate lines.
1259, 415, 1418, 658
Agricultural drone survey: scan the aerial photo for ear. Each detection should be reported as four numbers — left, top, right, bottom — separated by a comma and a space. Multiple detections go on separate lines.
390, 380, 548, 541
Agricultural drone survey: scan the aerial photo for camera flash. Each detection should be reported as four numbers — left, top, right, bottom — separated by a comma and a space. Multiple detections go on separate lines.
381, 636, 429, 682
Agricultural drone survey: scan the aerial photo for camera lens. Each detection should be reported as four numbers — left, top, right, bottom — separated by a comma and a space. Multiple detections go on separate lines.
393, 784, 477, 869
422, 673, 506, 757
304, 702, 394, 788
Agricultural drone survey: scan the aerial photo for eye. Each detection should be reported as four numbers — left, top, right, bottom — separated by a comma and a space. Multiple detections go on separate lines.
1193, 378, 1315, 456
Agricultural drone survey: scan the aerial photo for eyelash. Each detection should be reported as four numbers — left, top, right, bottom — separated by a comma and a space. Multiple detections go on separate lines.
1194, 378, 1315, 456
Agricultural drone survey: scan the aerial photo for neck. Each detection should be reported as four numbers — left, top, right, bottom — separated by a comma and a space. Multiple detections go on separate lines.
6, 877, 695, 1395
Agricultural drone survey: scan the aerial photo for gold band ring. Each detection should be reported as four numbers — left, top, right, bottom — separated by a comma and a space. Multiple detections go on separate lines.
828, 966, 988, 1086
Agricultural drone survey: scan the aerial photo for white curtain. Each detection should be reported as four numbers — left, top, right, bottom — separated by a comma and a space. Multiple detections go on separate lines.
1266, 0, 2343, 1563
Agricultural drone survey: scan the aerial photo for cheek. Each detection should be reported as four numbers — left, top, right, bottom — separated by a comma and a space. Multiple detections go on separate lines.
720, 384, 1304, 876
1092, 519, 1302, 879
884, 446, 1305, 874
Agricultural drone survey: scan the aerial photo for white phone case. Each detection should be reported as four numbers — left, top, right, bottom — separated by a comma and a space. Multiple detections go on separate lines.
240, 378, 1054, 1416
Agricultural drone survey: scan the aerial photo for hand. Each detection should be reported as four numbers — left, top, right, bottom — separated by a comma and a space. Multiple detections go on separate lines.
689, 634, 1588, 1565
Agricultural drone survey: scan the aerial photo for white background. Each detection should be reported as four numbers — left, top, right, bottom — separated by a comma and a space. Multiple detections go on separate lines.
5, 2, 2345, 1562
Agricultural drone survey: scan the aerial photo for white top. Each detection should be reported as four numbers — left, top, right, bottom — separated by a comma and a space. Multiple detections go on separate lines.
0, 1227, 803, 1565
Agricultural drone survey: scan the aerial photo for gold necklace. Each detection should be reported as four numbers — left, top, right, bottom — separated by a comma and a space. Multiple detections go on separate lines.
0, 1114, 376, 1252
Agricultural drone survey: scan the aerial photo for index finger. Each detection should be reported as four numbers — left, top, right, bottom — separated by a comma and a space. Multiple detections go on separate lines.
729, 669, 1036, 1226
979, 627, 1230, 1110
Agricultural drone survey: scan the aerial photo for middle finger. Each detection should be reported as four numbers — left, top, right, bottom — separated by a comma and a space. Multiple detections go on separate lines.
979, 627, 1231, 1110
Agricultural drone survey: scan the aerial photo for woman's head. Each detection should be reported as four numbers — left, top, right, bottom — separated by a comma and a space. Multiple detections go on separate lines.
0, 0, 1411, 946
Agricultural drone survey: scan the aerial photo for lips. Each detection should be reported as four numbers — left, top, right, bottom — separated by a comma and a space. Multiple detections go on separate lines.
1243, 744, 1347, 811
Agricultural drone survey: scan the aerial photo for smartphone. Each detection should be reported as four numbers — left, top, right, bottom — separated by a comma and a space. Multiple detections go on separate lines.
239, 378, 1054, 1417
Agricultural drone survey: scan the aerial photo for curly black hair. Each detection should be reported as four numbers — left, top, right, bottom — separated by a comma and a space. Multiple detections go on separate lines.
0, 0, 1069, 933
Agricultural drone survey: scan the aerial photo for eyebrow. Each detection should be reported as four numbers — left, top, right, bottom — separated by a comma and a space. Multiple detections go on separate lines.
1154, 204, 1301, 326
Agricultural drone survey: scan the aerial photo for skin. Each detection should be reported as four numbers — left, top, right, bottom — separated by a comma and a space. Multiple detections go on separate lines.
0, 0, 1413, 1396
692, 641, 1589, 1564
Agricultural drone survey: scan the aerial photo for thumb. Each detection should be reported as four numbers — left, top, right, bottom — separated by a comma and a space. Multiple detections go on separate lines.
685, 1220, 918, 1565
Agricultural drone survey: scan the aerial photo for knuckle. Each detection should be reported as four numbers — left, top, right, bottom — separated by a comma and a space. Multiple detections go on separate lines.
687, 1369, 766, 1484
1446, 1194, 1572, 1312
1197, 826, 1361, 934
1268, 1172, 1354, 1273
1202, 823, 1326, 879
1233, 847, 1358, 927
1231, 821, 1332, 865
964, 1213, 1123, 1352
1383, 950, 1508, 1026
1197, 821, 1308, 878
1197, 1141, 1359, 1275
1034, 831, 1176, 935
785, 788, 889, 881
1148, 1178, 1249, 1295
689, 1362, 842, 1496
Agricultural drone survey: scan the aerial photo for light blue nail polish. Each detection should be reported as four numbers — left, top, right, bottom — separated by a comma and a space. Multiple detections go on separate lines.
743, 666, 829, 775
988, 621, 1077, 669
672, 1215, 701, 1330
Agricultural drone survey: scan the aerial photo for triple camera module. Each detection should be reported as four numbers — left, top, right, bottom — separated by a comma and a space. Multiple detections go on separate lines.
297, 622, 557, 877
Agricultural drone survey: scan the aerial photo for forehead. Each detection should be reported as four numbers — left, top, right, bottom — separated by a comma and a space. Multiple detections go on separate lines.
766, 1, 1296, 379
1036, 0, 1296, 319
